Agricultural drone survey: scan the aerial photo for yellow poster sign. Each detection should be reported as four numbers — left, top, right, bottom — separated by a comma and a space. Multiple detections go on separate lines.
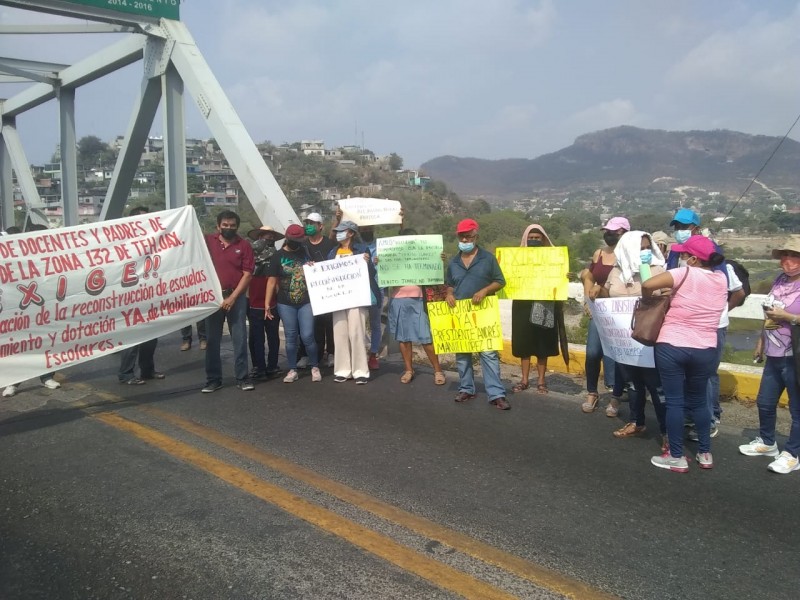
495, 246, 569, 300
427, 297, 503, 354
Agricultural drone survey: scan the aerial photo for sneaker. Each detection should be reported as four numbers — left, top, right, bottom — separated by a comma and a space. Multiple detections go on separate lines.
201, 382, 222, 393
687, 425, 719, 442
142, 372, 166, 380
355, 377, 369, 385
122, 377, 146, 385
327, 354, 335, 368
767, 451, 800, 474
334, 375, 348, 383
2, 384, 17, 398
739, 437, 779, 457
41, 378, 61, 389
367, 355, 379, 370
296, 357, 309, 369
249, 368, 268, 380
311, 367, 322, 382
283, 369, 299, 383
238, 379, 255, 391
199, 339, 207, 350
180, 340, 191, 351
650, 454, 689, 473
695, 452, 714, 469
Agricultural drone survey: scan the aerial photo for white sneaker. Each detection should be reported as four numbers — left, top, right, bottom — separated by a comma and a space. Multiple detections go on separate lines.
767, 451, 800, 474
41, 378, 61, 390
327, 353, 335, 368
739, 437, 779, 457
311, 367, 322, 382
2, 384, 17, 398
296, 357, 309, 369
283, 369, 299, 383
650, 454, 689, 473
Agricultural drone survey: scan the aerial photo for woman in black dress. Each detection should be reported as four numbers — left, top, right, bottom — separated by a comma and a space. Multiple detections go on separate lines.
511, 224, 566, 394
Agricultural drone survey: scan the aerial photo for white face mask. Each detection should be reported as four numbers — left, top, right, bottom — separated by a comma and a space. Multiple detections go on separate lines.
678, 258, 689, 268
335, 230, 349, 242
674, 230, 692, 244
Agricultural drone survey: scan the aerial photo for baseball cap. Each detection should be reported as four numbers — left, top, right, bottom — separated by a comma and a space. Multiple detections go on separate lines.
670, 208, 700, 227
247, 225, 284, 241
671, 235, 717, 261
333, 220, 359, 233
284, 224, 306, 241
602, 217, 630, 231
456, 218, 479, 234
304, 212, 323, 224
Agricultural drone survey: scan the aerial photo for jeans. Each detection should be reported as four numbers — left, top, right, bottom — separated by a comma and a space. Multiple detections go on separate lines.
621, 364, 666, 432
585, 318, 616, 393
278, 303, 318, 370
756, 356, 800, 457
297, 314, 334, 363
368, 290, 383, 354
181, 320, 206, 341
118, 338, 158, 381
655, 343, 718, 456
204, 295, 249, 385
248, 306, 280, 373
706, 327, 727, 422
456, 351, 506, 401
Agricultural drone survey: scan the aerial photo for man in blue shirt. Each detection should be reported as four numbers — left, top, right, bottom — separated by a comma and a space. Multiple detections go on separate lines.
445, 218, 509, 410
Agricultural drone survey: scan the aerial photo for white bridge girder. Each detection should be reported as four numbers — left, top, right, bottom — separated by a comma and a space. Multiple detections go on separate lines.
0, 1, 298, 232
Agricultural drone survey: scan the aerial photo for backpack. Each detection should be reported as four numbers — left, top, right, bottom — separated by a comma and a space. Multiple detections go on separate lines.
726, 259, 750, 307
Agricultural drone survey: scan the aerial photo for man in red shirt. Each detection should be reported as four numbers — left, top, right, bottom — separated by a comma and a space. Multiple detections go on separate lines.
202, 211, 255, 392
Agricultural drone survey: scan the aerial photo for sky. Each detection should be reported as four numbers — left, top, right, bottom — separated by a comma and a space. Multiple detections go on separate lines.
1, 0, 799, 169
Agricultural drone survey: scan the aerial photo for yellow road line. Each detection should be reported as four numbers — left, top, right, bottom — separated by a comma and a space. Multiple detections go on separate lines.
94, 411, 517, 600
142, 406, 618, 600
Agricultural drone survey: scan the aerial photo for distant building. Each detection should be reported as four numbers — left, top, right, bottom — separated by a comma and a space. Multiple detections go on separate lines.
301, 140, 325, 156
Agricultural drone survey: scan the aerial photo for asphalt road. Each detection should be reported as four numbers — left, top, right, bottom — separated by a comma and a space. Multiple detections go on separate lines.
1, 335, 798, 600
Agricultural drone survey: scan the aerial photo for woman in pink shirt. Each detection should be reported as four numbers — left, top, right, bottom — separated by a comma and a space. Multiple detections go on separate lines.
641, 235, 727, 473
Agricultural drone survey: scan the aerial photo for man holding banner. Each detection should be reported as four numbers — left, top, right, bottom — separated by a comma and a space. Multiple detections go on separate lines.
445, 219, 509, 410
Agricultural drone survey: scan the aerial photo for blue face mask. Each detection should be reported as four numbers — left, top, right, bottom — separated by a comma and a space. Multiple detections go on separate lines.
674, 230, 692, 244
458, 241, 475, 253
639, 250, 653, 264
335, 231, 349, 242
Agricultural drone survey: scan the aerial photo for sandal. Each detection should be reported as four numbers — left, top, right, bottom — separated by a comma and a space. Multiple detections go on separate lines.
581, 392, 599, 413
512, 381, 530, 393
536, 382, 548, 394
400, 370, 415, 384
434, 371, 446, 386
606, 398, 620, 418
613, 422, 646, 438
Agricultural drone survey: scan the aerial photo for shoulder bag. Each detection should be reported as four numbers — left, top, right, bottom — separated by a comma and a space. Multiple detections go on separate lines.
630, 269, 688, 347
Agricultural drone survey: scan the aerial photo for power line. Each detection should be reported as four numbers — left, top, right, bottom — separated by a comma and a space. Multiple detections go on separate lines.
724, 111, 800, 220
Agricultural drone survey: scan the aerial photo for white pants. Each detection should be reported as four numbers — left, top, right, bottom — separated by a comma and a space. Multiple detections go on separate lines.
332, 307, 369, 379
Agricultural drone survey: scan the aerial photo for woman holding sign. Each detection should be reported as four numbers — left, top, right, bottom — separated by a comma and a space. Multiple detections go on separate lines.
327, 221, 381, 384
511, 224, 566, 395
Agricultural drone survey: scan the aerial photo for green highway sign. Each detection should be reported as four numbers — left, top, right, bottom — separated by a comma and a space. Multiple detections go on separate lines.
65, 0, 180, 20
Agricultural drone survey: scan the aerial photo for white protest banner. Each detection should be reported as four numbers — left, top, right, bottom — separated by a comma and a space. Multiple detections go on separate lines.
376, 235, 444, 287
588, 298, 654, 368
338, 197, 402, 226
0, 206, 222, 388
303, 254, 372, 315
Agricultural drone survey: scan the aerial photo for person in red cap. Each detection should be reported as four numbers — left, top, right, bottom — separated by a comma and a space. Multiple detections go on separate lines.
641, 234, 727, 473
445, 218, 509, 410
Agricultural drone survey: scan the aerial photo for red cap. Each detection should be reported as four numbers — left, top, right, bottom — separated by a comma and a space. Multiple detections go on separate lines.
284, 224, 305, 241
456, 218, 479, 234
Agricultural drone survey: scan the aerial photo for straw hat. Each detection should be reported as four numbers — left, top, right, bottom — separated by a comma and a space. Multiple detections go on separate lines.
771, 235, 800, 259
247, 225, 285, 241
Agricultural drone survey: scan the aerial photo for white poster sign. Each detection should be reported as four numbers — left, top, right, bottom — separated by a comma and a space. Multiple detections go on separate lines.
588, 297, 655, 368
338, 197, 402, 226
303, 255, 372, 315
0, 206, 222, 387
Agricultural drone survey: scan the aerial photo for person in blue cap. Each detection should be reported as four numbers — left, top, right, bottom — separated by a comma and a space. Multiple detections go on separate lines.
666, 208, 702, 269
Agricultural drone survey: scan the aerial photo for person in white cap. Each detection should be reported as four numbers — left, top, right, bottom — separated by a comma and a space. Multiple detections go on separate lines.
298, 212, 337, 368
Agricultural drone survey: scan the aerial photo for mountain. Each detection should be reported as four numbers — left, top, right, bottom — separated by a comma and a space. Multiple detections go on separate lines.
421, 126, 800, 199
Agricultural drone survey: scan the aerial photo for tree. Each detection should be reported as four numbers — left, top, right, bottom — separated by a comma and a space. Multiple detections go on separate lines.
77, 135, 113, 168
388, 153, 403, 170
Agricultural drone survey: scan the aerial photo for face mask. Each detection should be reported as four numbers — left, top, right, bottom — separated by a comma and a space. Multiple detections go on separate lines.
603, 232, 620, 246
360, 231, 374, 243
781, 257, 800, 277
335, 231, 349, 242
220, 228, 237, 240
527, 239, 543, 248
674, 230, 692, 244
678, 258, 689, 268
639, 250, 653, 265
284, 241, 300, 251
304, 224, 318, 236
458, 241, 475, 253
